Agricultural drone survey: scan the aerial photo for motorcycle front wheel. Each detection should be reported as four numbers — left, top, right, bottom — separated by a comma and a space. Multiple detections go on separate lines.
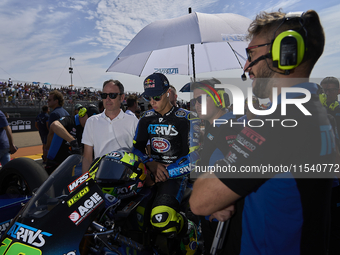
0, 157, 48, 197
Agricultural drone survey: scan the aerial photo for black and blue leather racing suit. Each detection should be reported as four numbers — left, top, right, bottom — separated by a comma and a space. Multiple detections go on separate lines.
133, 106, 200, 237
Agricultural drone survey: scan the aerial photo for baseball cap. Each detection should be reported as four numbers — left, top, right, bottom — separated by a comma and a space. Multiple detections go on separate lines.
75, 103, 83, 110
142, 73, 170, 97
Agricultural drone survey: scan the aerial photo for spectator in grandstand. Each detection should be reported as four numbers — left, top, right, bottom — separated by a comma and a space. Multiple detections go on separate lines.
81, 80, 138, 173
0, 90, 5, 106
35, 105, 49, 163
0, 110, 17, 166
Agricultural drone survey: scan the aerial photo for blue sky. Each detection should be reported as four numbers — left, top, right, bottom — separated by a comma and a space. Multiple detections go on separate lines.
0, 0, 339, 101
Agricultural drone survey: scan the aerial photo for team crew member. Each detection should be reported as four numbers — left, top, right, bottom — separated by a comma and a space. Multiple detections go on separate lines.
0, 110, 17, 166
192, 78, 240, 253
318, 82, 340, 255
82, 79, 138, 173
47, 90, 69, 127
125, 94, 139, 118
45, 104, 99, 174
320, 77, 340, 136
192, 78, 240, 166
35, 105, 49, 163
190, 10, 335, 254
74, 103, 83, 115
133, 73, 200, 254
169, 84, 178, 107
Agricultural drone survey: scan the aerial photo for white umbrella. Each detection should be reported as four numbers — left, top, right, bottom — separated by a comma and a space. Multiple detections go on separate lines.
107, 12, 251, 79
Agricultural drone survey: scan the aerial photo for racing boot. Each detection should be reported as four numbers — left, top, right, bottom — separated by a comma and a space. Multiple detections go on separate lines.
179, 218, 198, 255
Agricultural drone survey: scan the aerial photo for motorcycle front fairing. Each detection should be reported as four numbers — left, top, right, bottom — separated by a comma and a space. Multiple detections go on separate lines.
0, 196, 30, 240
0, 155, 105, 255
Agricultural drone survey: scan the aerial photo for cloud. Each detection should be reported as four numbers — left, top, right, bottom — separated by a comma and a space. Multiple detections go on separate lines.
318, 4, 340, 57
93, 0, 220, 54
310, 4, 340, 77
68, 36, 96, 46
58, 1, 89, 11
264, 0, 301, 13
0, 3, 79, 82
2, 0, 339, 95
0, 6, 41, 39
219, 0, 301, 24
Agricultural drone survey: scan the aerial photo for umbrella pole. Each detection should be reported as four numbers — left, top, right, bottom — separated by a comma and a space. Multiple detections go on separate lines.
227, 42, 244, 69
191, 44, 196, 82
188, 7, 196, 82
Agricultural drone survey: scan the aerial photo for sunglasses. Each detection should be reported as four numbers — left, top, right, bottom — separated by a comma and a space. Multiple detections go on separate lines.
191, 95, 204, 105
100, 93, 122, 99
143, 90, 167, 102
323, 88, 338, 93
245, 43, 271, 62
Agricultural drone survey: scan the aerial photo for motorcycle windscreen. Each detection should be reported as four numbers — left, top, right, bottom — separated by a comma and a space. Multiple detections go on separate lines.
95, 156, 134, 183
0, 155, 105, 255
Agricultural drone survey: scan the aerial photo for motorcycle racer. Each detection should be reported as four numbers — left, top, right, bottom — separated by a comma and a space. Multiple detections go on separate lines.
133, 73, 200, 254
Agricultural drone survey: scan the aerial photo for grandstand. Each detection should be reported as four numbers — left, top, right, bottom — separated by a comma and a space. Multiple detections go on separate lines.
0, 79, 149, 118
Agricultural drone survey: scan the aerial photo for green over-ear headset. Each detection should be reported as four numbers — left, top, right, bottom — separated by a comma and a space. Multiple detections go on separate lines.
271, 12, 307, 71
316, 84, 339, 110
198, 83, 230, 109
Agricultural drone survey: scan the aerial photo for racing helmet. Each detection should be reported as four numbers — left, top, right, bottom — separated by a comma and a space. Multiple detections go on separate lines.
95, 151, 147, 199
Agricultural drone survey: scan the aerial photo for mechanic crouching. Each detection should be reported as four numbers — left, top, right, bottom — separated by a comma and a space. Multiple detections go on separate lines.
45, 104, 99, 175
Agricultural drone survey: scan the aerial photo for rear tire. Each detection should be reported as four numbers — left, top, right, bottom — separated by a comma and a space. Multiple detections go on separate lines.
0, 158, 48, 196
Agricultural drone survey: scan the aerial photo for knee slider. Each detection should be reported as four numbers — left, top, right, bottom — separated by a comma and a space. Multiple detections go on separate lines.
150, 205, 184, 235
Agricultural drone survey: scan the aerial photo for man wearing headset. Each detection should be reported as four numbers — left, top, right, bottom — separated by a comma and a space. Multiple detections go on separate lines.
45, 104, 99, 174
191, 78, 239, 168
190, 10, 335, 254
318, 79, 340, 255
133, 73, 200, 254
321, 77, 340, 136
192, 78, 241, 253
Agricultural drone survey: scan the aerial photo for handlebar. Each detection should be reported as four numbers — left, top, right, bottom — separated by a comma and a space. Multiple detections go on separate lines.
114, 233, 144, 251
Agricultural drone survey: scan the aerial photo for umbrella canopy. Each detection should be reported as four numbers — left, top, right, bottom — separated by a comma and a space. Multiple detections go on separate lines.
107, 12, 251, 78
179, 82, 191, 92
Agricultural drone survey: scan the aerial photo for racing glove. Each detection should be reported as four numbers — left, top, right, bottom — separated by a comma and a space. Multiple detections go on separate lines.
67, 140, 82, 155
166, 150, 200, 178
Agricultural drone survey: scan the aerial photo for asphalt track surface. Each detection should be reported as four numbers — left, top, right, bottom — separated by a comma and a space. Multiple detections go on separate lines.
11, 131, 43, 161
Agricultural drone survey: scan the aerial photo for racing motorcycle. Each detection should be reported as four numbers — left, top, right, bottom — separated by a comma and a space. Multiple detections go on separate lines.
0, 151, 199, 255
